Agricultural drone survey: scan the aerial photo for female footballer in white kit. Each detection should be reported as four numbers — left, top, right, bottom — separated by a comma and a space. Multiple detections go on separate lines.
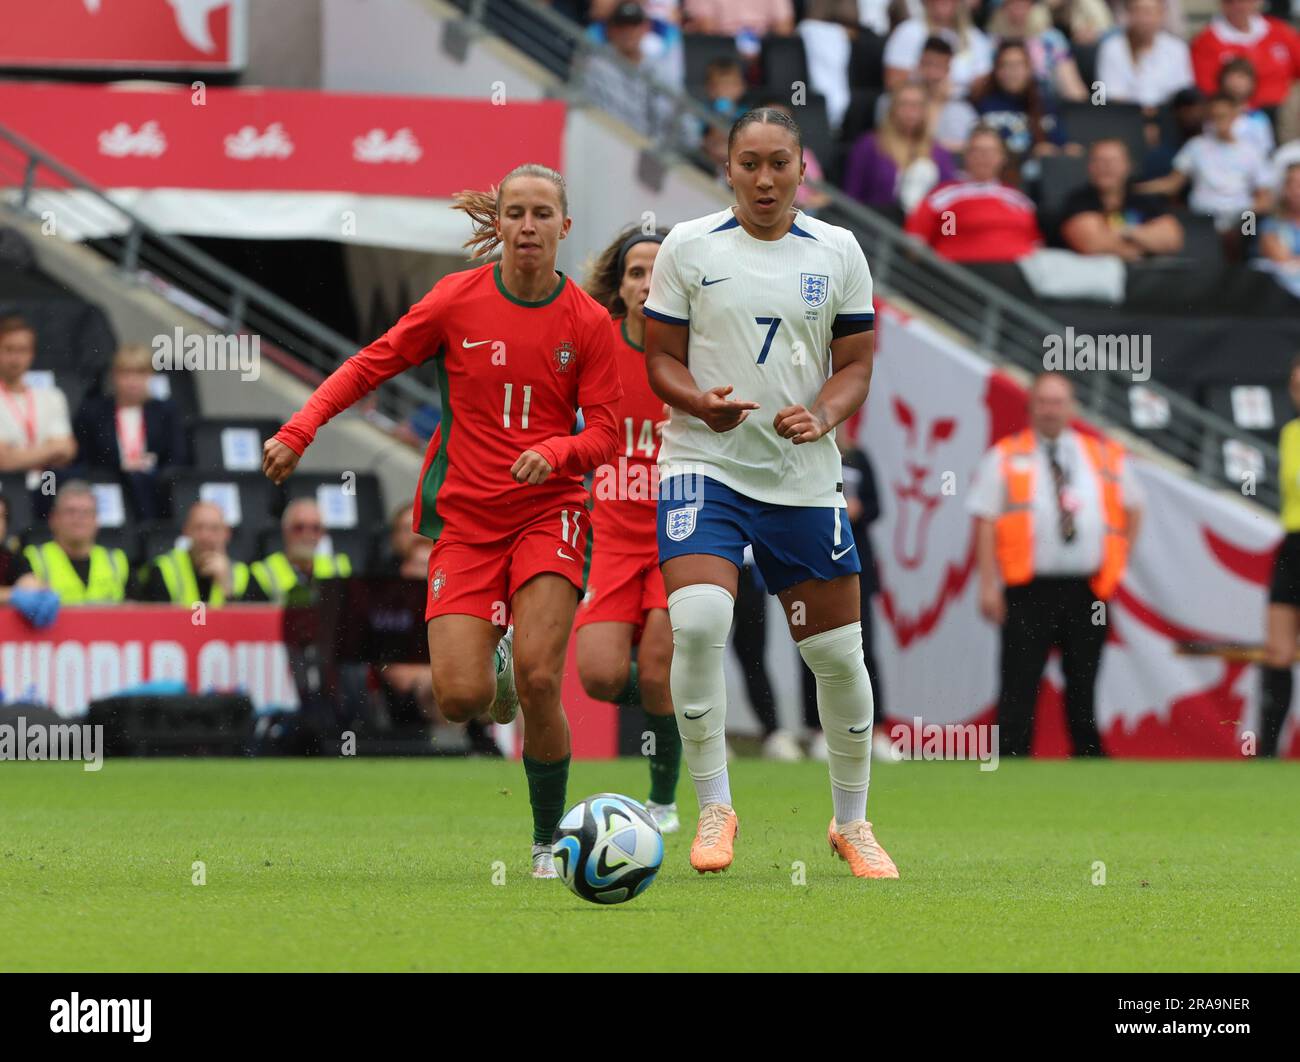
643, 107, 898, 879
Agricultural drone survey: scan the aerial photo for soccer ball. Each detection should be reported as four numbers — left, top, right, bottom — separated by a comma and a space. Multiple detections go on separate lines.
551, 793, 663, 904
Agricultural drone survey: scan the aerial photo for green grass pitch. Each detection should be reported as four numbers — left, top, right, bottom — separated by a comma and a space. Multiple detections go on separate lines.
1, 758, 1296, 971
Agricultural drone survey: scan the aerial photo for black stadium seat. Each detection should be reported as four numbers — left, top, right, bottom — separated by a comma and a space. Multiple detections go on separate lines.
1059, 101, 1146, 167
761, 34, 808, 96
282, 472, 385, 532
1036, 154, 1090, 233
166, 470, 280, 534
1201, 383, 1290, 444
684, 34, 742, 100
1073, 41, 1100, 91
838, 88, 880, 147
848, 30, 885, 91
0, 472, 36, 539
191, 418, 283, 472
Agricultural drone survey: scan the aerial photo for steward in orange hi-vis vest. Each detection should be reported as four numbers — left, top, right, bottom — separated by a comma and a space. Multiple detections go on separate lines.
993, 428, 1131, 600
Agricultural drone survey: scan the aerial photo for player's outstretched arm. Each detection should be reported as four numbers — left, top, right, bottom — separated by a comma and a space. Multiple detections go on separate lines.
645, 317, 758, 433
264, 289, 445, 483
774, 328, 874, 446
520, 401, 621, 484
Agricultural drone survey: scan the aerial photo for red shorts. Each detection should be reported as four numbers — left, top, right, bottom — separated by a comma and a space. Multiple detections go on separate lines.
425, 506, 589, 623
575, 547, 667, 634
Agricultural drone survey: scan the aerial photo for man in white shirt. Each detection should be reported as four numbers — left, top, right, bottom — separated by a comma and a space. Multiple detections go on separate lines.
968, 372, 1144, 757
0, 316, 76, 477
1096, 0, 1194, 107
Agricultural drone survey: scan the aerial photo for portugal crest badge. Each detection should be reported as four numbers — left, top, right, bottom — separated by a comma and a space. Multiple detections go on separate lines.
800, 272, 829, 308
431, 567, 447, 600
553, 340, 576, 373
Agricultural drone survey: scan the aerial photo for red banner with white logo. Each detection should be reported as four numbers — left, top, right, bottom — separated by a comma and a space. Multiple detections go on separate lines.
0, 83, 566, 198
0, 0, 245, 71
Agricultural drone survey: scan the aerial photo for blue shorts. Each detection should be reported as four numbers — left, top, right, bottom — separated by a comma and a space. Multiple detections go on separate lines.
657, 475, 861, 595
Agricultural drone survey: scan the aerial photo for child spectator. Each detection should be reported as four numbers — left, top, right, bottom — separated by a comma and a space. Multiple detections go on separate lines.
1256, 162, 1300, 299
1218, 57, 1276, 159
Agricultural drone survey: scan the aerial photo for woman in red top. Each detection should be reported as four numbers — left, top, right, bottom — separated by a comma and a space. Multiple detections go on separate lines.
576, 226, 681, 834
262, 165, 623, 879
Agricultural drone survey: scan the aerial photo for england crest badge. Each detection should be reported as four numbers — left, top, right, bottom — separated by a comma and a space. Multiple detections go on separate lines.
666, 507, 697, 542
800, 273, 829, 308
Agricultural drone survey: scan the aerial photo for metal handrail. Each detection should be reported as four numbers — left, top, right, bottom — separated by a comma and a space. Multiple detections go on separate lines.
449, 0, 1282, 509
0, 122, 439, 427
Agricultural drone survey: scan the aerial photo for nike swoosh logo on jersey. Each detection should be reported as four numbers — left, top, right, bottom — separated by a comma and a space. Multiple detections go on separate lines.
848, 724, 870, 734
682, 707, 713, 719
701, 276, 731, 286
462, 338, 492, 348
557, 549, 575, 561
831, 544, 856, 560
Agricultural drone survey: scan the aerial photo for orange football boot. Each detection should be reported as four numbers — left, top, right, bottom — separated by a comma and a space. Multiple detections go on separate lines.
828, 818, 899, 879
690, 803, 738, 873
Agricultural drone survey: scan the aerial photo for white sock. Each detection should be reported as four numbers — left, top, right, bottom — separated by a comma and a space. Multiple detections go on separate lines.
667, 583, 735, 807
797, 621, 873, 823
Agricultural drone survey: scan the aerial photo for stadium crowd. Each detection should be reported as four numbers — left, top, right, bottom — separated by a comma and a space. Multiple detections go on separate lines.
571, 0, 1300, 289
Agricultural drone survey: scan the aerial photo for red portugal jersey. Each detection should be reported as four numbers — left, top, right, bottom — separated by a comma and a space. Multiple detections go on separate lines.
590, 318, 662, 557
904, 181, 1042, 263
275, 262, 623, 545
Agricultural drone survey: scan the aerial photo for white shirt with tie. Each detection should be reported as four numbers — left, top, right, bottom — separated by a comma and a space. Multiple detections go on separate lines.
967, 428, 1143, 578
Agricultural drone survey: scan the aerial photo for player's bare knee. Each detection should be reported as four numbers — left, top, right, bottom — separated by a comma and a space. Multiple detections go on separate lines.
514, 661, 563, 709
431, 676, 493, 722
579, 662, 628, 702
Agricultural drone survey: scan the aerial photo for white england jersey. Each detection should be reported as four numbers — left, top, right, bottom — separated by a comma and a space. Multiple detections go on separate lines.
644, 207, 874, 508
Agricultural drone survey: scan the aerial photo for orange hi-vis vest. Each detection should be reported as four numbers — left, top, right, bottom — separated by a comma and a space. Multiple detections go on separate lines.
993, 428, 1130, 600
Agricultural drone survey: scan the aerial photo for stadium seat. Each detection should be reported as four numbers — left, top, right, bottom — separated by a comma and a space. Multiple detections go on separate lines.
1036, 154, 1090, 232
166, 470, 280, 534
1201, 383, 1290, 443
684, 34, 742, 99
1059, 101, 1146, 167
1073, 41, 1099, 91
138, 519, 262, 567
791, 92, 836, 187
282, 472, 385, 532
0, 472, 37, 539
1174, 211, 1225, 271
760, 35, 808, 96
191, 418, 284, 472
847, 30, 885, 91
838, 88, 879, 149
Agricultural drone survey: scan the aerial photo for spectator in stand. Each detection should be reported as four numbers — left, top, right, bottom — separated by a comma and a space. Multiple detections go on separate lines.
250, 498, 353, 607
586, 0, 684, 86
1095, 0, 1194, 108
1219, 57, 1277, 158
1060, 138, 1185, 258
73, 344, 187, 521
590, 0, 681, 23
0, 495, 58, 628
884, 0, 994, 99
904, 125, 1045, 261
1138, 92, 1274, 244
697, 57, 747, 178
1045, 0, 1113, 46
0, 316, 76, 477
876, 36, 980, 153
1191, 0, 1300, 128
682, 0, 794, 36
1276, 138, 1300, 190
583, 2, 682, 138
798, 0, 863, 132
1256, 162, 1300, 299
1139, 85, 1205, 178
971, 40, 1074, 175
987, 0, 1087, 102
845, 83, 960, 212
134, 501, 260, 606
23, 481, 129, 605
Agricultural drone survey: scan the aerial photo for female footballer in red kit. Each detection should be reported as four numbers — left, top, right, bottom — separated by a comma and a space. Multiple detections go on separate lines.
576, 226, 681, 833
262, 165, 623, 879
